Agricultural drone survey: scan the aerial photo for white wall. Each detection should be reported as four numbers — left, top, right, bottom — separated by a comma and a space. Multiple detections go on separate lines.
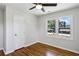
0, 9, 4, 50
38, 7, 79, 52
4, 6, 38, 53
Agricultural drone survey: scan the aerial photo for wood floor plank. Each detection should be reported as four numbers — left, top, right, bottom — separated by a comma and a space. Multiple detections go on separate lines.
0, 50, 5, 56
3, 42, 79, 56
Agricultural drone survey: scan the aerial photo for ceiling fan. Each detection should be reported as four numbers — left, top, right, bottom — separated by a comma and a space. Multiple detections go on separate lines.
29, 3, 57, 12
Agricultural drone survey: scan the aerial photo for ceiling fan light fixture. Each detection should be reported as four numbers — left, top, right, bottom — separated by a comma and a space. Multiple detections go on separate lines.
36, 4, 42, 9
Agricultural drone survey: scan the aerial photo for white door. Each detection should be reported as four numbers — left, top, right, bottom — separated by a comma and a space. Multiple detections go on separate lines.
13, 15, 26, 50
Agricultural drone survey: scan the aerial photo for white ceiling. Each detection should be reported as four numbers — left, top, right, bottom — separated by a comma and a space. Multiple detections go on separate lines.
1, 3, 79, 15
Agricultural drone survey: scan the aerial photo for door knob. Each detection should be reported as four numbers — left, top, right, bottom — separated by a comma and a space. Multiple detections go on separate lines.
14, 34, 17, 36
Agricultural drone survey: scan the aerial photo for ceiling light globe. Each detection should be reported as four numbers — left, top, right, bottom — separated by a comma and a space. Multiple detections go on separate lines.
36, 5, 42, 9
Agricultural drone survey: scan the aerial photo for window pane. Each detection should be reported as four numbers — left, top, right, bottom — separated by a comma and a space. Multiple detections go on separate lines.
48, 20, 56, 33
58, 16, 70, 34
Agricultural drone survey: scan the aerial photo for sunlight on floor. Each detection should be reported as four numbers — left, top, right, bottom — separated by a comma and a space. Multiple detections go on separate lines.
46, 51, 56, 56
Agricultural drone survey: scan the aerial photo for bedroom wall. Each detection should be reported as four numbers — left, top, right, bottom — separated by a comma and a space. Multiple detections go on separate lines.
38, 7, 79, 52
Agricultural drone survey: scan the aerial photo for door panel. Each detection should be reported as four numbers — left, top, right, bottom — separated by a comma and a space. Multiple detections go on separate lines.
13, 15, 26, 50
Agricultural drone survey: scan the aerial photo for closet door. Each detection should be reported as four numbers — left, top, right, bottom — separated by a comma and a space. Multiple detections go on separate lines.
13, 14, 26, 50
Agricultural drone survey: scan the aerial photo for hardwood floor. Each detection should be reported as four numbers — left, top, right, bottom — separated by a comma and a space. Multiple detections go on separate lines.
0, 50, 5, 56
6, 42, 79, 56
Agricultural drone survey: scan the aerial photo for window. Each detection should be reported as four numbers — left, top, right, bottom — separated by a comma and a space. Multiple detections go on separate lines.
58, 16, 71, 34
48, 20, 56, 34
47, 16, 71, 38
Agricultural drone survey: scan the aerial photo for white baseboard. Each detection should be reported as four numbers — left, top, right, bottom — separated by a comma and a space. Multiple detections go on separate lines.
4, 50, 14, 55
24, 41, 38, 47
38, 41, 79, 54
4, 41, 38, 55
0, 48, 14, 55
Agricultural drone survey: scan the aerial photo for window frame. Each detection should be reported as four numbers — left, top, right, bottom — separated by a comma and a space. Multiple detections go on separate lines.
58, 16, 71, 36
47, 19, 56, 34
47, 15, 72, 38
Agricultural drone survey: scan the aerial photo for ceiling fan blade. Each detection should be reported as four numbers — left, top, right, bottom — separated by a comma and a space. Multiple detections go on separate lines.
41, 8, 45, 12
33, 3, 38, 5
42, 3, 57, 6
29, 6, 36, 10
33, 3, 42, 5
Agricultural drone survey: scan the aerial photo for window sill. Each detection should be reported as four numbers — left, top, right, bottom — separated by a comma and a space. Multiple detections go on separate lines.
48, 33, 70, 39
58, 34, 70, 37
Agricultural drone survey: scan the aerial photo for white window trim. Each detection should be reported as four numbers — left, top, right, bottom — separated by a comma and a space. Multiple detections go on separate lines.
47, 15, 73, 39
58, 34, 70, 36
